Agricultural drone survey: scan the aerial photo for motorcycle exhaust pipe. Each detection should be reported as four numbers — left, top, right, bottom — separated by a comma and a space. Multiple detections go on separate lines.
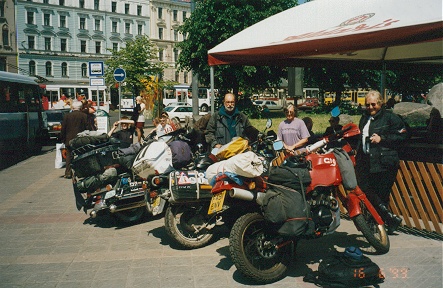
109, 201, 146, 213
229, 188, 266, 204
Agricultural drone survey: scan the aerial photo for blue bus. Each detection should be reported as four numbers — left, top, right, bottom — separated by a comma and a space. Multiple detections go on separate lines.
0, 71, 48, 154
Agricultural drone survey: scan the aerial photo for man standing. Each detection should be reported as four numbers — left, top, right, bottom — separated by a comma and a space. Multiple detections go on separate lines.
278, 103, 310, 153
356, 90, 408, 234
60, 101, 88, 179
205, 93, 255, 149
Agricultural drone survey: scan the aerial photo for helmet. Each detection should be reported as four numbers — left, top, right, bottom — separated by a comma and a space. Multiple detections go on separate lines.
283, 156, 308, 169
196, 156, 215, 170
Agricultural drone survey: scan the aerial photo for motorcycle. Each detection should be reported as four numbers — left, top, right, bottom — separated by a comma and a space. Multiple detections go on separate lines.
228, 122, 390, 283
71, 129, 189, 223
163, 119, 281, 249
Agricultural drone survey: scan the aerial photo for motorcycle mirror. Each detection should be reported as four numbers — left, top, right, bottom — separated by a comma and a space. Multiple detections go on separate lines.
331, 106, 340, 117
265, 118, 272, 129
272, 140, 284, 151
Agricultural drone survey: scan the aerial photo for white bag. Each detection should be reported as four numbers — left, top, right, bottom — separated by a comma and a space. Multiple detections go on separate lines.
55, 143, 66, 169
206, 151, 263, 181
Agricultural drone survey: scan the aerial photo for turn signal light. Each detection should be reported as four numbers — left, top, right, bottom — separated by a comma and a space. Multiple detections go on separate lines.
150, 191, 158, 198
106, 184, 113, 191
248, 182, 256, 190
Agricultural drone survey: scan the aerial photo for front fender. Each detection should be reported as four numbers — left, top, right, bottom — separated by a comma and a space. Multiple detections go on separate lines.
346, 191, 384, 225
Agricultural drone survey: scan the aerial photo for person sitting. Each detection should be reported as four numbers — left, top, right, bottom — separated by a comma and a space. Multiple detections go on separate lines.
156, 115, 173, 139
108, 116, 135, 148
323, 116, 343, 137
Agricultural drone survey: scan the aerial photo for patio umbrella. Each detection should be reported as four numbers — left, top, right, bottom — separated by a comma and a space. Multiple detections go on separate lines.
208, 0, 442, 68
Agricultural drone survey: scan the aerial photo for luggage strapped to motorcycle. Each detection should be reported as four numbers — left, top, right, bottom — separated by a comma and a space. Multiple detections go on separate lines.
71, 142, 120, 178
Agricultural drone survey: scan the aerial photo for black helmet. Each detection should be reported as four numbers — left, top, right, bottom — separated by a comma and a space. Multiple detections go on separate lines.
196, 156, 215, 170
283, 156, 308, 169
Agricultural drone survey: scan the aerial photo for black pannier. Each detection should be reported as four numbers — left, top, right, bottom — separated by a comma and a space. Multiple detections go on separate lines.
168, 170, 213, 203
71, 142, 120, 178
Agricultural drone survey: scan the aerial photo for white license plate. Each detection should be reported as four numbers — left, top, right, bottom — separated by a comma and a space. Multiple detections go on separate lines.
104, 190, 116, 199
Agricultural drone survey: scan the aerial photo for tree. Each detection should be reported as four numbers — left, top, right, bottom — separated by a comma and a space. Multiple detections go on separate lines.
105, 35, 168, 97
177, 0, 298, 96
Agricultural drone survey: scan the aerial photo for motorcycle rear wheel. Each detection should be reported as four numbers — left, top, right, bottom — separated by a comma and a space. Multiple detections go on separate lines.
229, 212, 291, 284
113, 207, 146, 223
164, 205, 214, 249
352, 205, 390, 254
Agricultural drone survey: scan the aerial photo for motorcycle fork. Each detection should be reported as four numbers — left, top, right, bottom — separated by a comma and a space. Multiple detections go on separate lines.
346, 186, 384, 225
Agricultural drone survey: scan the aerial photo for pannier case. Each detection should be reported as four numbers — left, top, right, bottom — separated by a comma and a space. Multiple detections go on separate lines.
132, 141, 173, 179
169, 170, 212, 203
71, 143, 120, 178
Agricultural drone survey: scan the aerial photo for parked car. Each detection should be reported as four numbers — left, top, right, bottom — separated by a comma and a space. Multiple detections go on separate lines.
297, 98, 319, 110
166, 102, 191, 107
163, 105, 193, 122
252, 100, 283, 111
44, 109, 70, 140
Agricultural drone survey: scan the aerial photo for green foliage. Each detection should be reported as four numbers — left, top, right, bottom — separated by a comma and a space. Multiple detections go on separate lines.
105, 35, 168, 96
177, 0, 297, 94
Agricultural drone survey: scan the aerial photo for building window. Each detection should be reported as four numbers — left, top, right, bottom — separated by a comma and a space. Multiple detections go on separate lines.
158, 28, 163, 40
137, 24, 142, 35
112, 43, 118, 52
79, 17, 86, 30
2, 26, 9, 46
45, 61, 52, 76
175, 71, 179, 82
0, 2, 4, 17
60, 15, 66, 28
112, 2, 117, 13
95, 41, 101, 54
159, 49, 163, 61
27, 11, 34, 24
44, 37, 51, 51
173, 10, 178, 22
29, 61, 36, 76
184, 72, 188, 84
59, 0, 64, 6
174, 30, 178, 41
28, 35, 35, 49
94, 0, 99, 10
61, 62, 68, 77
60, 38, 67, 52
43, 0, 49, 3
158, 7, 162, 19
125, 4, 129, 14
112, 21, 117, 33
95, 19, 101, 31
79, 0, 85, 8
81, 63, 87, 77
174, 48, 178, 62
43, 13, 51, 26
80, 40, 86, 53
125, 23, 130, 34
182, 11, 186, 20
137, 5, 142, 16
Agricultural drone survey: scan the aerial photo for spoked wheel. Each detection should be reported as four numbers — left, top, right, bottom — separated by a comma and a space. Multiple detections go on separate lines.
352, 203, 390, 254
229, 212, 291, 284
164, 205, 214, 249
113, 207, 146, 223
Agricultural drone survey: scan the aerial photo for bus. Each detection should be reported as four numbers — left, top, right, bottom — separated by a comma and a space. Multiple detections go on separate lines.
324, 89, 369, 106
163, 85, 219, 112
44, 84, 109, 112
0, 71, 48, 154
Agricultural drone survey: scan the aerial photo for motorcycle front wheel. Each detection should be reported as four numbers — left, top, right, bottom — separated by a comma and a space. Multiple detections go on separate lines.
229, 212, 291, 284
164, 205, 214, 249
352, 204, 390, 254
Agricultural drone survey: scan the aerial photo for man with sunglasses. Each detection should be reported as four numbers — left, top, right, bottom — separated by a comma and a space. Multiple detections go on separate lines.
356, 90, 408, 235
277, 103, 310, 154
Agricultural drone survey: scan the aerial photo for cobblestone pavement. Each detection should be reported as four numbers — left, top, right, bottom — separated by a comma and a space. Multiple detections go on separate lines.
0, 147, 441, 288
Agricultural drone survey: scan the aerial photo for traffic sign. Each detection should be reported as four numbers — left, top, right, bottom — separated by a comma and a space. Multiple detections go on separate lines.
89, 61, 104, 76
114, 68, 126, 82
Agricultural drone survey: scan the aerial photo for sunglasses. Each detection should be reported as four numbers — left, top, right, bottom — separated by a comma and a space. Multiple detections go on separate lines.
285, 110, 294, 114
366, 103, 378, 107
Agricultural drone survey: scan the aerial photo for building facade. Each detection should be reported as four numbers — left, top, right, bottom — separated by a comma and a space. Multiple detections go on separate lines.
0, 0, 18, 73
14, 0, 192, 88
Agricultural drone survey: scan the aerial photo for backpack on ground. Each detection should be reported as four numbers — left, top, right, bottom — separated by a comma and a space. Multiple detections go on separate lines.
303, 246, 384, 287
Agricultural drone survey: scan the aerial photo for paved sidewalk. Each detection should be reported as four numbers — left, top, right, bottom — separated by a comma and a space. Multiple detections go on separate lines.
0, 149, 441, 288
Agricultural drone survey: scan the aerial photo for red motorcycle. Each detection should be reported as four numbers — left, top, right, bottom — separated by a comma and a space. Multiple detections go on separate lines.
229, 123, 390, 283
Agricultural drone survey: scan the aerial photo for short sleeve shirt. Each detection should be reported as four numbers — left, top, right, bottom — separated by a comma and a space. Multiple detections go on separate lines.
278, 118, 310, 147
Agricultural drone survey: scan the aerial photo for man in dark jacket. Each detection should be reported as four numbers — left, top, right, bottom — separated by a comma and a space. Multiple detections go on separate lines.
60, 101, 88, 179
356, 90, 408, 234
205, 93, 255, 149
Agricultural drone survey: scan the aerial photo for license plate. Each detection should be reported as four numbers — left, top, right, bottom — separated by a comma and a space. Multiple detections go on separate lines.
208, 190, 226, 215
152, 196, 161, 207
104, 190, 116, 199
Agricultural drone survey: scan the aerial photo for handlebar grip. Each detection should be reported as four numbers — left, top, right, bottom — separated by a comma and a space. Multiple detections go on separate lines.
306, 139, 327, 152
